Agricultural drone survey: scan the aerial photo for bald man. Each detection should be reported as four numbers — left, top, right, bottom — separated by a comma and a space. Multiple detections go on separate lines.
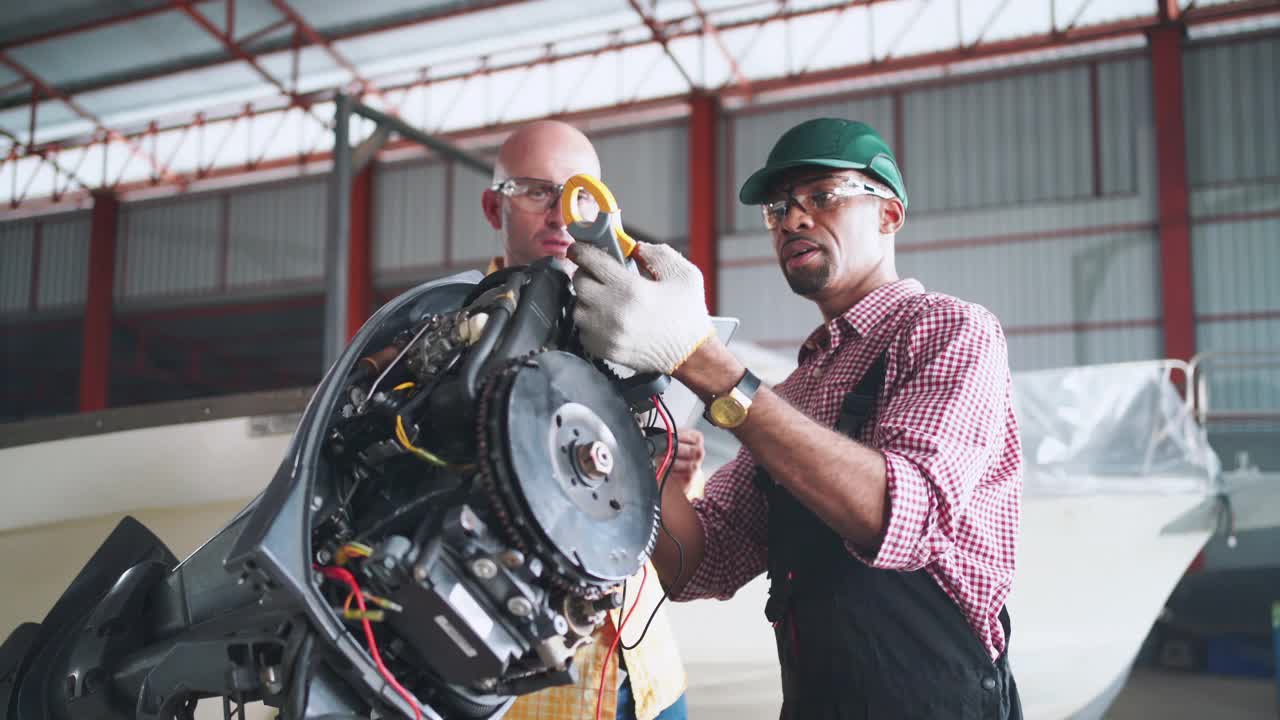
481, 120, 599, 271
478, 120, 691, 720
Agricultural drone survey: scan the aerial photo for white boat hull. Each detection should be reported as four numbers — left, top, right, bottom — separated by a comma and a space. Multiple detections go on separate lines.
0, 421, 1212, 720
661, 490, 1212, 720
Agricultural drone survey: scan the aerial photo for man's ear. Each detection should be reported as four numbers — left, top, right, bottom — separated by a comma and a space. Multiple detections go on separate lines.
481, 189, 502, 230
879, 197, 905, 235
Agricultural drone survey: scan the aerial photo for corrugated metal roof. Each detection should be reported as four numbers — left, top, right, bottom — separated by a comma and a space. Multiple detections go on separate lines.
0, 0, 168, 46
8, 13, 226, 90
0, 0, 1275, 211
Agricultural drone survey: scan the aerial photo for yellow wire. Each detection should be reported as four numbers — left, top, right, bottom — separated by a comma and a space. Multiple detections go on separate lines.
395, 415, 449, 468
393, 381, 416, 391
335, 542, 373, 565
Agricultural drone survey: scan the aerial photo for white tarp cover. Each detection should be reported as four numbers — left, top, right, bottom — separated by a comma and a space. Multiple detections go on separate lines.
1012, 361, 1220, 496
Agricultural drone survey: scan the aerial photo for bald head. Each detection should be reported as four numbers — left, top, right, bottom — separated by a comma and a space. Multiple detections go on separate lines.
492, 120, 600, 185
482, 120, 602, 268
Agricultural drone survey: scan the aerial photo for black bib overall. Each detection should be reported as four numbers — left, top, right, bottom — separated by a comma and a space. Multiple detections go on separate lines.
756, 353, 1023, 719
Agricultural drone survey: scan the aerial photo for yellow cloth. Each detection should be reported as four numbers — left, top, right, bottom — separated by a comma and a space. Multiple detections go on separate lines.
503, 561, 687, 720
486, 255, 688, 720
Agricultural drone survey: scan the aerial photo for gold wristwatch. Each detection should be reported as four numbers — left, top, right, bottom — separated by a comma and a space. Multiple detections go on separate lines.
703, 369, 762, 429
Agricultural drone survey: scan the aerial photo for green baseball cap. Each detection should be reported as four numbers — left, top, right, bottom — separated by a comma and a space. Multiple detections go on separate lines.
738, 118, 908, 209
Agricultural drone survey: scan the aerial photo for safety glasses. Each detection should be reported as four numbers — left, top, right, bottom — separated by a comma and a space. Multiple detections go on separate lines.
761, 174, 896, 230
491, 177, 601, 221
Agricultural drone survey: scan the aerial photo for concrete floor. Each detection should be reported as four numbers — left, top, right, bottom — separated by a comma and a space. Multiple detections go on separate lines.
1105, 667, 1275, 719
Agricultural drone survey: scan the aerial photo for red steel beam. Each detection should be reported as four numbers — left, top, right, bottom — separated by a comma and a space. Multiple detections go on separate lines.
0, 126, 94, 199
268, 0, 368, 90
174, 0, 305, 105
346, 166, 374, 340
0, 0, 218, 51
688, 93, 718, 314
0, 53, 182, 186
627, 0, 698, 89
8, 3, 1280, 210
79, 191, 118, 411
690, 0, 752, 96
1149, 23, 1196, 363
0, 0, 531, 112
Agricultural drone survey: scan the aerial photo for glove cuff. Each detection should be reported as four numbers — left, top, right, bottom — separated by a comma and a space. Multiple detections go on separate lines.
660, 322, 716, 375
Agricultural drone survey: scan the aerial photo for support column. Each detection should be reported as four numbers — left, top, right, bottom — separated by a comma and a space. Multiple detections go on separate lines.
688, 93, 719, 315
324, 93, 352, 369
1149, 22, 1196, 362
347, 166, 374, 341
79, 191, 118, 412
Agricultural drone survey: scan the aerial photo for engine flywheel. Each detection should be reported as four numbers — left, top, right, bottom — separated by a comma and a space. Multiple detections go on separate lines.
478, 350, 659, 590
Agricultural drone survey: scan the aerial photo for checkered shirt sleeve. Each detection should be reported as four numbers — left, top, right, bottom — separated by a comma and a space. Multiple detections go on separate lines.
673, 282, 1023, 661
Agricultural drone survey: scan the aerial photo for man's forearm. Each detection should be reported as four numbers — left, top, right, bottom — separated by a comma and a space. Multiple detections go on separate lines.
675, 340, 890, 548
650, 481, 705, 595
738, 388, 888, 547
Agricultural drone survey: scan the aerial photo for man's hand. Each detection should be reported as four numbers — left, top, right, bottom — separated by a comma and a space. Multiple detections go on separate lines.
667, 427, 706, 498
568, 241, 714, 375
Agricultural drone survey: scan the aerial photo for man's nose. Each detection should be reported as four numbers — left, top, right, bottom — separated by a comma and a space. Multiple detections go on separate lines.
782, 201, 815, 232
544, 201, 566, 228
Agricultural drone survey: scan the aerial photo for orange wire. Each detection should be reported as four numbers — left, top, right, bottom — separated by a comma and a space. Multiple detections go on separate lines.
595, 564, 647, 720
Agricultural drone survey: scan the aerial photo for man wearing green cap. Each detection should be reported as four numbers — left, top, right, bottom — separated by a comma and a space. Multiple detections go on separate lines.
568, 117, 1023, 719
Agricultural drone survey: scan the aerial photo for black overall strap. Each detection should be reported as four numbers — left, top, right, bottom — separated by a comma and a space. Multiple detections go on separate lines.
761, 347, 1023, 719
762, 352, 888, 625
835, 352, 888, 438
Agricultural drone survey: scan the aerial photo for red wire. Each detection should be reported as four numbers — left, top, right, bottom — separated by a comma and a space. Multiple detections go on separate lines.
319, 566, 423, 720
592, 399, 671, 718
595, 563, 647, 720
317, 399, 674, 720
651, 395, 676, 481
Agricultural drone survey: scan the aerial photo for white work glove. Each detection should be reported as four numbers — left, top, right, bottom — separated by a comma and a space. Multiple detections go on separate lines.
569, 241, 715, 375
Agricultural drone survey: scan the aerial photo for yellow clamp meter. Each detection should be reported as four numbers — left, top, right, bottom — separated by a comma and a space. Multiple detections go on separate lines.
559, 173, 638, 265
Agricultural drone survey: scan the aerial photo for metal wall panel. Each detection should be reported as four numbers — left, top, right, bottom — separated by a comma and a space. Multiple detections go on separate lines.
1196, 319, 1280, 414
450, 163, 503, 265
0, 220, 34, 313
904, 66, 1093, 213
117, 196, 221, 299
721, 57, 1157, 246
375, 161, 448, 276
37, 214, 90, 309
900, 230, 1161, 329
227, 180, 326, 287
718, 228, 1163, 373
1191, 182, 1280, 218
592, 123, 689, 241
1185, 36, 1280, 186
718, 262, 823, 345
728, 95, 895, 232
1193, 218, 1280, 316
1006, 327, 1163, 372
1098, 57, 1149, 195
719, 260, 1162, 374
902, 57, 1157, 241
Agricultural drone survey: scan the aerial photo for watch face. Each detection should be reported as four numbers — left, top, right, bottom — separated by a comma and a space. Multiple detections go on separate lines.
710, 396, 747, 428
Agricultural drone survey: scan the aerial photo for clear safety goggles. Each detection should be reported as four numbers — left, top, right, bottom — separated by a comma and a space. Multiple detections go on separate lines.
761, 174, 896, 229
491, 177, 601, 221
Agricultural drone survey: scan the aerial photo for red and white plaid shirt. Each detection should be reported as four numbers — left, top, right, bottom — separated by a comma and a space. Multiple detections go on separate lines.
678, 278, 1023, 661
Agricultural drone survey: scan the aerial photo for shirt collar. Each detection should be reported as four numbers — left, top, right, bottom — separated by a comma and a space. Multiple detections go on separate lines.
798, 279, 925, 363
